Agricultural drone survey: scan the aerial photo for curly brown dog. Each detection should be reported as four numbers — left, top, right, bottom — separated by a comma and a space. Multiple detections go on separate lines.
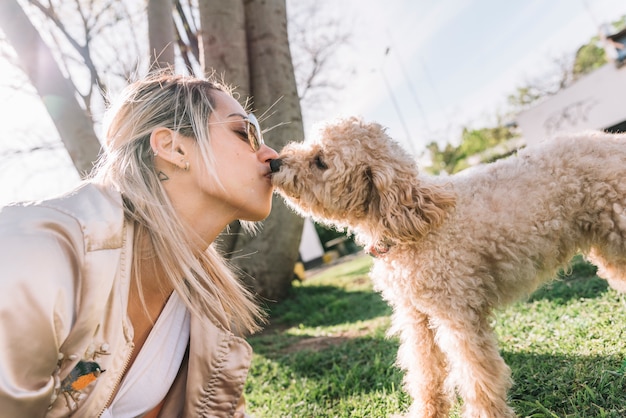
269, 117, 626, 418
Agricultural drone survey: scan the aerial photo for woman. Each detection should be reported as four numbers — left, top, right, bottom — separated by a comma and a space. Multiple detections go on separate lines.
0, 73, 279, 417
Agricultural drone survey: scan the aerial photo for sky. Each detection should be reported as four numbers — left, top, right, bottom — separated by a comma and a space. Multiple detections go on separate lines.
304, 0, 626, 154
2, 0, 626, 205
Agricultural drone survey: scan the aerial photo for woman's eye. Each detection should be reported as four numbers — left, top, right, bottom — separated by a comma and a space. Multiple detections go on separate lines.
234, 130, 248, 142
314, 155, 327, 170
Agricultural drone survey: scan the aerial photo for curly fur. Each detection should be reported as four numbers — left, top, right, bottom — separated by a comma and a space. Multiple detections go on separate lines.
270, 117, 626, 418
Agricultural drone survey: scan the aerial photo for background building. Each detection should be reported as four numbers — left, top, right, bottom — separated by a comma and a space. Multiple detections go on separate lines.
517, 23, 626, 144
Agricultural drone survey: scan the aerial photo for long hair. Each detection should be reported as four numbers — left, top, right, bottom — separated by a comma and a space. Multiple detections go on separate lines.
90, 72, 264, 334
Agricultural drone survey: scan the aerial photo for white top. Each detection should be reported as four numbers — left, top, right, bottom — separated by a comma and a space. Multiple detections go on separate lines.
101, 291, 190, 418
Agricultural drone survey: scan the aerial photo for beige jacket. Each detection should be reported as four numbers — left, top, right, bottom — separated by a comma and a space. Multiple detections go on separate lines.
0, 183, 252, 417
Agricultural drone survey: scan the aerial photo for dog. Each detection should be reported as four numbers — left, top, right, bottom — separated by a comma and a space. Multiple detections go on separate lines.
269, 117, 626, 418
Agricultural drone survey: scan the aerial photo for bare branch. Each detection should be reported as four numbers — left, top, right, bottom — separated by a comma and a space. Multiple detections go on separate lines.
174, 0, 201, 75
287, 0, 352, 110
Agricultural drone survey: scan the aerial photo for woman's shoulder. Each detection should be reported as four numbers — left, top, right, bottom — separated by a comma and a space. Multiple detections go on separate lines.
38, 182, 123, 219
0, 182, 126, 251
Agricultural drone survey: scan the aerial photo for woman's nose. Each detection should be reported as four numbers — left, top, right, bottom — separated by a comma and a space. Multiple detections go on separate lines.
260, 143, 279, 161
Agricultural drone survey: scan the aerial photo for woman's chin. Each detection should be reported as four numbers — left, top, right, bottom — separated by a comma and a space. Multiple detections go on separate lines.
240, 206, 272, 223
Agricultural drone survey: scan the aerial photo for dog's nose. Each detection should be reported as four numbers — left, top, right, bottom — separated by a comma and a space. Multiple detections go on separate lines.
270, 159, 282, 173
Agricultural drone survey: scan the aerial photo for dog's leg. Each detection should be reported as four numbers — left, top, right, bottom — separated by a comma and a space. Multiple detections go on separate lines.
393, 308, 450, 418
587, 248, 626, 293
434, 313, 514, 418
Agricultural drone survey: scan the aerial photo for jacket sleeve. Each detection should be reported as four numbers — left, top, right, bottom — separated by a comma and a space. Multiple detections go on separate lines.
0, 204, 84, 417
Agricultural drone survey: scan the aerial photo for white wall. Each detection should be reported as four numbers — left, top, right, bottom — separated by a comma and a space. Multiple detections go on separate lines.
516, 64, 626, 145
299, 218, 325, 263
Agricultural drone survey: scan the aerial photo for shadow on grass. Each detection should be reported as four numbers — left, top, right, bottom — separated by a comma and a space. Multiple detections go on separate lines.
267, 256, 609, 328
528, 274, 609, 304
249, 331, 626, 417
248, 254, 625, 416
505, 350, 626, 417
264, 284, 392, 329
249, 332, 404, 397
247, 331, 411, 417
527, 255, 610, 304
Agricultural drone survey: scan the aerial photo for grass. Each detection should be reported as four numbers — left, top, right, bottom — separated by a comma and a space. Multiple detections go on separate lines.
245, 254, 626, 417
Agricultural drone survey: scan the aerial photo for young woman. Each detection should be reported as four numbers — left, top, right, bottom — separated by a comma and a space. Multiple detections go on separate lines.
0, 73, 279, 417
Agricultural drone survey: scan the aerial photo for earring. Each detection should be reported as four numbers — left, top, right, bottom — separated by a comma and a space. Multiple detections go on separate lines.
184, 161, 190, 171
153, 150, 158, 157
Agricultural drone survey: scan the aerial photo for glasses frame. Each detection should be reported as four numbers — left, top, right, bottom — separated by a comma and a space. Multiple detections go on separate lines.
245, 113, 264, 152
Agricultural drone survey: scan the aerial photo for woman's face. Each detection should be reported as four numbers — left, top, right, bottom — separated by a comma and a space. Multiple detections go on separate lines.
190, 91, 279, 222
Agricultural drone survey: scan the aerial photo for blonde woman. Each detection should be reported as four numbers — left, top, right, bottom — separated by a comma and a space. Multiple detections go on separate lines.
0, 73, 279, 417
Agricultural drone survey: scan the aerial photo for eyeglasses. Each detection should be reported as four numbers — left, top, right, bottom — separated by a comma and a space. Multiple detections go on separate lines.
207, 112, 265, 152
245, 113, 265, 152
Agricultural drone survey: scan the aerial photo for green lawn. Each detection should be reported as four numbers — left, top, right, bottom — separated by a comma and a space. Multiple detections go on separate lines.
246, 255, 626, 418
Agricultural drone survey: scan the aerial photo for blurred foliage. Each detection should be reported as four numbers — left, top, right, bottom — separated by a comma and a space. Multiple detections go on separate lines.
572, 42, 607, 78
425, 122, 518, 175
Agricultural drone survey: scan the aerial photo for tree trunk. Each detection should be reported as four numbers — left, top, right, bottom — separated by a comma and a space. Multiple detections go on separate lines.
0, 0, 101, 177
198, 0, 250, 93
148, 0, 176, 70
235, 0, 304, 301
197, 0, 250, 255
198, 0, 304, 301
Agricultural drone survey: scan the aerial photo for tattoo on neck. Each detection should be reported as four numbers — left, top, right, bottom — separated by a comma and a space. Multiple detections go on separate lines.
158, 171, 170, 181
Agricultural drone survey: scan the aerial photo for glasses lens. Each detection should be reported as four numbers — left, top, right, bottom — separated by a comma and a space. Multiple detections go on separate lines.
247, 113, 264, 151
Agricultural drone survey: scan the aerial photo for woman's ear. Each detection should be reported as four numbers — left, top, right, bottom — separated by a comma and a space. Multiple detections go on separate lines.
150, 128, 190, 171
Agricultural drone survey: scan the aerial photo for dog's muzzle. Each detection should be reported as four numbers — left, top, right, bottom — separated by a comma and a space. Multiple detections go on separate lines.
270, 159, 282, 173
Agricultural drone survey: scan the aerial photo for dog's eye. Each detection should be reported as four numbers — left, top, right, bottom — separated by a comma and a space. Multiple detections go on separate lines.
314, 155, 328, 170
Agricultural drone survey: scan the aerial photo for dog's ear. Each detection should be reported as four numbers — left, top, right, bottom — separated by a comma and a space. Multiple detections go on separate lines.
366, 164, 455, 243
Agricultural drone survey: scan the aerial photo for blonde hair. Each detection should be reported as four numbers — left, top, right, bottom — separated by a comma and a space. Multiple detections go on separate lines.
91, 72, 264, 334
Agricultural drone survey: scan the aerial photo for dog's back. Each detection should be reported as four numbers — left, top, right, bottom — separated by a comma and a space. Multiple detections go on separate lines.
448, 131, 626, 236
418, 131, 626, 301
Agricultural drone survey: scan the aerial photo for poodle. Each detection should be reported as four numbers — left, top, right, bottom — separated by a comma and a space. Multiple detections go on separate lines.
269, 117, 626, 418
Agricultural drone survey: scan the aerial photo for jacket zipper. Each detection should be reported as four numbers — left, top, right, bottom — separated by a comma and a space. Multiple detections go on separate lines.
96, 342, 135, 417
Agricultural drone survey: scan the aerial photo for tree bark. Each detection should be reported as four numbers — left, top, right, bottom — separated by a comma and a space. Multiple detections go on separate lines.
198, 0, 250, 93
0, 0, 101, 177
235, 0, 304, 301
148, 0, 176, 70
198, 0, 304, 301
